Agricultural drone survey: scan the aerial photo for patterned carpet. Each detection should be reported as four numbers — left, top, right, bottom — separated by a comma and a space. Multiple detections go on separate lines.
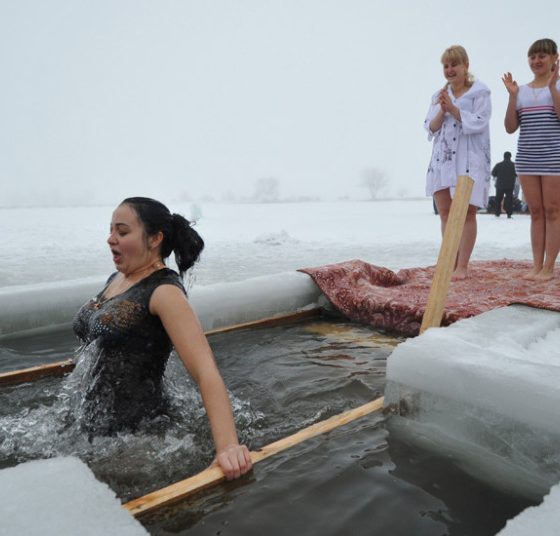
299, 259, 560, 337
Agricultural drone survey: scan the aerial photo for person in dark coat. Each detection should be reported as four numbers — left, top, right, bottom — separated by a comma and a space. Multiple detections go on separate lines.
492, 151, 517, 218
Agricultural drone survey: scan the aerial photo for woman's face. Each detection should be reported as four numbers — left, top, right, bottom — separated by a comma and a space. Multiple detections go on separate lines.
107, 203, 151, 274
528, 51, 557, 78
443, 59, 468, 86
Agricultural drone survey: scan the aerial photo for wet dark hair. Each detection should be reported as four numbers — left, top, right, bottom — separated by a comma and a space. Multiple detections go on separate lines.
504, 151, 512, 159
121, 197, 204, 278
528, 38, 558, 56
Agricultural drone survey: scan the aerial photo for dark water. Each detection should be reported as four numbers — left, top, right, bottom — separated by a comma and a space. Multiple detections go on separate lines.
0, 319, 535, 535
143, 420, 531, 536
0, 326, 78, 372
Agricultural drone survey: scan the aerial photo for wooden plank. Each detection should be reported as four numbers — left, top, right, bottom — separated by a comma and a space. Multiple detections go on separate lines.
124, 396, 384, 517
0, 359, 74, 386
204, 308, 322, 336
420, 175, 474, 334
0, 309, 323, 386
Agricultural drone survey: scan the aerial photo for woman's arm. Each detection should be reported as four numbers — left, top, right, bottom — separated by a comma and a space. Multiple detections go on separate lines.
429, 108, 445, 133
548, 60, 560, 119
150, 284, 252, 480
502, 72, 519, 133
424, 89, 445, 136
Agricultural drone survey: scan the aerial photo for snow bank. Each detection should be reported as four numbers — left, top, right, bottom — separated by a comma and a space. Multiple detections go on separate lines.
385, 305, 560, 498
191, 271, 324, 330
0, 271, 324, 338
0, 457, 147, 535
0, 277, 104, 337
253, 229, 298, 245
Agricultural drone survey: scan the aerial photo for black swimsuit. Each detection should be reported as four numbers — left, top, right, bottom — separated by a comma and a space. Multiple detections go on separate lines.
72, 268, 185, 435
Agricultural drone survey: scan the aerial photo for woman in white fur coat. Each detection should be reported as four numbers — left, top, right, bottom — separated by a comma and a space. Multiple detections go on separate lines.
424, 45, 491, 279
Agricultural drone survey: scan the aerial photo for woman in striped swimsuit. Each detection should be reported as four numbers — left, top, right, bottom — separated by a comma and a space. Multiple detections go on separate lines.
503, 38, 560, 280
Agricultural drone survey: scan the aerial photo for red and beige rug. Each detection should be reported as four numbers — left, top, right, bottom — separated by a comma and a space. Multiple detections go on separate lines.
300, 259, 560, 336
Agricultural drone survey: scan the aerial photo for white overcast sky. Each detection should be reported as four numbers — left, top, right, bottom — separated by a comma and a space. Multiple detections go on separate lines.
1, 0, 559, 206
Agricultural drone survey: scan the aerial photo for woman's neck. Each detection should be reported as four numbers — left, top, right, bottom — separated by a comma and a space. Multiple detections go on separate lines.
449, 81, 469, 97
123, 259, 165, 280
531, 75, 549, 88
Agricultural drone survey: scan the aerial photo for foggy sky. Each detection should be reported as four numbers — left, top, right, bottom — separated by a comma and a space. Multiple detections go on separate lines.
1, 0, 559, 206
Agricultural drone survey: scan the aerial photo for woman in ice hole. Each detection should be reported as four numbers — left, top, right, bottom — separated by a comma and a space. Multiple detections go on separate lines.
424, 45, 492, 279
72, 196, 252, 480
503, 38, 560, 281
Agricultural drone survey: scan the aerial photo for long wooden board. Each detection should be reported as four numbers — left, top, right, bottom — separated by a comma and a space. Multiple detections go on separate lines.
420, 175, 474, 334
204, 308, 321, 335
0, 359, 74, 386
124, 396, 384, 517
0, 308, 322, 386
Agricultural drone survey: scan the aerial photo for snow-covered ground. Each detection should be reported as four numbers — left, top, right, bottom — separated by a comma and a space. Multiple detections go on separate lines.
1, 199, 531, 288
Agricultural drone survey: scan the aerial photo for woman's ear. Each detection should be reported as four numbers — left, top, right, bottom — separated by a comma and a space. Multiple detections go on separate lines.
149, 231, 164, 250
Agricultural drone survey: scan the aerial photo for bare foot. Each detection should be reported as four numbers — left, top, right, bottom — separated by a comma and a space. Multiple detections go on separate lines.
522, 269, 541, 281
452, 268, 468, 280
534, 270, 554, 282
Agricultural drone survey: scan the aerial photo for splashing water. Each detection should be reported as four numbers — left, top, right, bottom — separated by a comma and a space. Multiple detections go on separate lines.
0, 344, 264, 501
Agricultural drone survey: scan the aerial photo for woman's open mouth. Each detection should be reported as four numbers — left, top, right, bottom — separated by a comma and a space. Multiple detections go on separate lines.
111, 249, 122, 264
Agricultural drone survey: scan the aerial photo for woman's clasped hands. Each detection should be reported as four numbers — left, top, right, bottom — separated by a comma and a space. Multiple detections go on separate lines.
438, 89, 460, 119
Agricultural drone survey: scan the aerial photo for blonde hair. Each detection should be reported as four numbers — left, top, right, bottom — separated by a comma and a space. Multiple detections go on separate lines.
441, 45, 474, 87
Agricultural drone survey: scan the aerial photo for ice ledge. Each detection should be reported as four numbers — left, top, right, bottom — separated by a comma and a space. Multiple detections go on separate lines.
386, 305, 560, 435
497, 482, 560, 536
0, 456, 147, 535
0, 271, 325, 338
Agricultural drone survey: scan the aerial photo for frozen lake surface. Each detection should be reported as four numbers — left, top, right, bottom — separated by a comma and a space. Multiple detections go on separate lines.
1, 199, 531, 289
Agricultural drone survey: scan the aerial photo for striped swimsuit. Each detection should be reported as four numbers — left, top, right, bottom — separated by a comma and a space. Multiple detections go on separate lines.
516, 83, 560, 175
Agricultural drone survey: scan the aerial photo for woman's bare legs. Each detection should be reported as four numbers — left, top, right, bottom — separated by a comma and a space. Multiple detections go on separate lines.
536, 176, 560, 280
520, 175, 545, 279
454, 204, 478, 279
433, 188, 452, 236
433, 188, 477, 279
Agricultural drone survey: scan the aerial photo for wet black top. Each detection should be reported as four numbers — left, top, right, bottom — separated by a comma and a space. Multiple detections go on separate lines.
72, 268, 185, 435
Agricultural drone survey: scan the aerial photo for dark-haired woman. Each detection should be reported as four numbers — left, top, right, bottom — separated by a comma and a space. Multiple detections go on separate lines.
72, 197, 252, 480
503, 38, 560, 280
